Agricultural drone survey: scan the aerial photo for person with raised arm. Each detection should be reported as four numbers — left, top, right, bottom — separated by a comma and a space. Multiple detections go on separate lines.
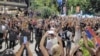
40, 30, 64, 56
83, 31, 100, 56
2, 42, 33, 56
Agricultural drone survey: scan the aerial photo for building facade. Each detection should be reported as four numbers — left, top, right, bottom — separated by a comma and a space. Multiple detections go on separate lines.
0, 0, 27, 7
0, 0, 28, 14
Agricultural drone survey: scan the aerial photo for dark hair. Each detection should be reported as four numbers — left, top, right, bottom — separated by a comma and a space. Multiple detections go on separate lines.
96, 33, 99, 36
74, 49, 83, 56
2, 49, 15, 56
96, 47, 100, 54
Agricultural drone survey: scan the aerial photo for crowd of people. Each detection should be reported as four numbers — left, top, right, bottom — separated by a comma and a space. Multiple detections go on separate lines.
0, 14, 100, 56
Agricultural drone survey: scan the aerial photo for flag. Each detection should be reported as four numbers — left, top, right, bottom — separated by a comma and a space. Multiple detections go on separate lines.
87, 26, 100, 46
87, 26, 96, 37
85, 30, 92, 39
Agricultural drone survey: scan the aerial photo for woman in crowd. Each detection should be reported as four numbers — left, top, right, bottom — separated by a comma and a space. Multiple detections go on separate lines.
40, 30, 64, 56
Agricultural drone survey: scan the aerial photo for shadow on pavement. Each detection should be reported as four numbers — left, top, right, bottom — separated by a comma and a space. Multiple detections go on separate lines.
35, 50, 43, 56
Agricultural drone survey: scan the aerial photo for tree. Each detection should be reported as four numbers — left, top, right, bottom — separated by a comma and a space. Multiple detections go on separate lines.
67, 0, 91, 14
90, 0, 100, 13
67, 0, 100, 14
30, 0, 58, 18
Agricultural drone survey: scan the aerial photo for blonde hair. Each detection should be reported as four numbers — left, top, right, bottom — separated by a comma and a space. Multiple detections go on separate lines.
21, 21, 28, 29
51, 44, 61, 56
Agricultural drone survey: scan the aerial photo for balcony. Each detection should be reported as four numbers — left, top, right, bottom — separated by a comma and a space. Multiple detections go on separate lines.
0, 0, 27, 7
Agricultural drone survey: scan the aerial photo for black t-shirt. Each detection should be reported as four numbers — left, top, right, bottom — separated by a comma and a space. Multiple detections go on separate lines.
20, 30, 30, 41
8, 29, 17, 41
35, 27, 42, 37
28, 23, 33, 30
21, 30, 30, 37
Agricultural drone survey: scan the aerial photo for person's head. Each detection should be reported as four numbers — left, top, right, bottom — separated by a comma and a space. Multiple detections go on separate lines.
2, 49, 15, 56
52, 44, 61, 56
96, 47, 100, 56
13, 27, 18, 31
50, 20, 55, 27
74, 49, 83, 56
96, 32, 100, 37
21, 21, 28, 30
47, 30, 55, 38
37, 23, 42, 28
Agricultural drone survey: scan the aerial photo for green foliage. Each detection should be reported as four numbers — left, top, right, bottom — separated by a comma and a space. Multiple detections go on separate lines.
67, 0, 91, 14
67, 0, 100, 14
30, 0, 58, 18
30, 0, 43, 9
39, 7, 55, 18
90, 0, 100, 13
30, 0, 100, 16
